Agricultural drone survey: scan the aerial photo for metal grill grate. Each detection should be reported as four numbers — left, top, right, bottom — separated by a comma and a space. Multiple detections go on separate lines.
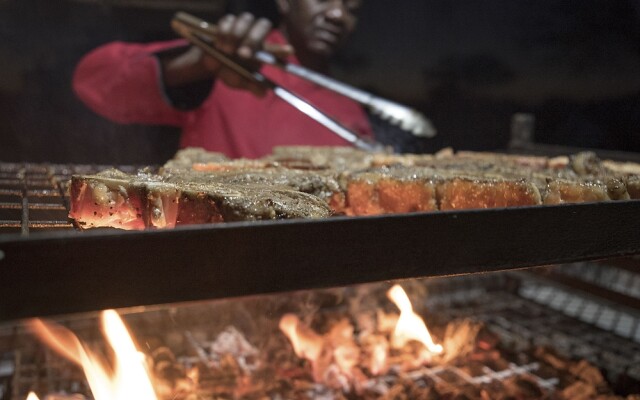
0, 163, 138, 236
420, 272, 640, 390
180, 333, 562, 398
550, 261, 640, 301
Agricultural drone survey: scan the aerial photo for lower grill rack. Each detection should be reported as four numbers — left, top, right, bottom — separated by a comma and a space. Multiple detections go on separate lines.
2, 266, 639, 399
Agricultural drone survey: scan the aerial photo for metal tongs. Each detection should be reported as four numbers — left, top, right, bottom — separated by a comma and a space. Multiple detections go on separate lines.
171, 12, 436, 152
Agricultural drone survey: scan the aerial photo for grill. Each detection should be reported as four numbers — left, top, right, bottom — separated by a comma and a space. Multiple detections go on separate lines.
2, 162, 640, 322
1, 161, 640, 399
2, 267, 640, 399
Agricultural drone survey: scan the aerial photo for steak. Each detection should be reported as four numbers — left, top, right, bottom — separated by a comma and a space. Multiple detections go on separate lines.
69, 169, 331, 230
68, 147, 640, 230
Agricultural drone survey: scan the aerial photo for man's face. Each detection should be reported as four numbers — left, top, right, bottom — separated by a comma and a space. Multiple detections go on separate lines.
282, 0, 363, 58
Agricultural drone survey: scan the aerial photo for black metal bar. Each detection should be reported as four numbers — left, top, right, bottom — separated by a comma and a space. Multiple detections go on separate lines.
1, 200, 639, 322
20, 168, 28, 237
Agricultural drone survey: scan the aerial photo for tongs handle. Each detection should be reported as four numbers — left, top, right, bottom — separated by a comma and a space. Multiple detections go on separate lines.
171, 13, 384, 152
173, 12, 288, 56
254, 51, 435, 138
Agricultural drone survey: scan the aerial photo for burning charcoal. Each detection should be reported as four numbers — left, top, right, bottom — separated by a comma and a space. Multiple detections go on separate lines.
152, 345, 178, 366
489, 357, 513, 373
440, 319, 483, 363
478, 381, 508, 399
151, 345, 192, 397
209, 326, 259, 371
355, 311, 377, 334
467, 349, 502, 365
360, 333, 389, 376
459, 360, 489, 377
219, 353, 243, 377
502, 376, 544, 399
561, 381, 597, 399
569, 359, 606, 387
476, 327, 500, 351
406, 384, 439, 400
445, 384, 482, 400
43, 395, 86, 400
377, 310, 399, 334
534, 346, 569, 370
388, 341, 434, 371
193, 354, 247, 397
379, 377, 438, 400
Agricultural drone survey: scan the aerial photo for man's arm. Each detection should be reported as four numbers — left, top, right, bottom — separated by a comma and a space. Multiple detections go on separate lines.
73, 13, 284, 125
72, 40, 190, 126
159, 12, 285, 100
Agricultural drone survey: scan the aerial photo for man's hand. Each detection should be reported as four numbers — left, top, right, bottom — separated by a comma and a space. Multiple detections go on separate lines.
162, 13, 292, 97
201, 13, 272, 96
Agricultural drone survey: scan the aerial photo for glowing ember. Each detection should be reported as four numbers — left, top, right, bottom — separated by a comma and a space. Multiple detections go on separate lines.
361, 333, 389, 375
279, 313, 323, 362
26, 392, 39, 400
387, 284, 443, 354
279, 314, 364, 388
326, 319, 360, 378
28, 310, 158, 400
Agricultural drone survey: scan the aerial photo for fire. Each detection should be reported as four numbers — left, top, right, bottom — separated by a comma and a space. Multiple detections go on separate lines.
361, 333, 388, 375
279, 314, 324, 362
279, 314, 363, 388
280, 284, 443, 388
26, 392, 39, 400
28, 310, 158, 400
387, 284, 443, 354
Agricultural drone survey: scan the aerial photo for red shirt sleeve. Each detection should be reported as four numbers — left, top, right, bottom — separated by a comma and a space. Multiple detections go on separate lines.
72, 40, 190, 127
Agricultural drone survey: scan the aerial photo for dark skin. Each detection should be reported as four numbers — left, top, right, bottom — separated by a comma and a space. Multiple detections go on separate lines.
161, 0, 362, 97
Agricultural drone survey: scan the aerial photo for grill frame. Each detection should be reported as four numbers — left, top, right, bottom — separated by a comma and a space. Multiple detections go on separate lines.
1, 161, 640, 322
1, 160, 640, 397
1, 201, 640, 322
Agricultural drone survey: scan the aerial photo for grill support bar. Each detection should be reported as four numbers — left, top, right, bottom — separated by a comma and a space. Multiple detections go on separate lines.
1, 201, 639, 322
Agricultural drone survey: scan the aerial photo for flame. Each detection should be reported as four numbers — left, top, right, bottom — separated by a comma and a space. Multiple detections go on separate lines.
26, 392, 39, 400
279, 314, 324, 361
279, 314, 363, 388
387, 284, 443, 354
362, 334, 388, 375
28, 310, 157, 400
326, 319, 360, 377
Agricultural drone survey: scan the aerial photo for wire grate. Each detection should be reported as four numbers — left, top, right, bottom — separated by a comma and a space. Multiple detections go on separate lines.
418, 272, 640, 389
0, 163, 141, 236
551, 261, 640, 300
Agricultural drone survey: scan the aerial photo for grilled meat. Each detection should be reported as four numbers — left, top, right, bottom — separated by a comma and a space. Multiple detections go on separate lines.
68, 147, 640, 230
69, 169, 331, 230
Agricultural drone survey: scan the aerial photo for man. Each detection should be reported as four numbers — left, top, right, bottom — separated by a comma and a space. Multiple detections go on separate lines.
73, 0, 372, 158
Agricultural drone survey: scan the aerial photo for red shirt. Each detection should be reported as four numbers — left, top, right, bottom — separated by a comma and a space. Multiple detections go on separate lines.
72, 31, 372, 159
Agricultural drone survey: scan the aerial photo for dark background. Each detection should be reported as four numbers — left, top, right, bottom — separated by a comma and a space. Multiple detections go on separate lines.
1, 0, 639, 164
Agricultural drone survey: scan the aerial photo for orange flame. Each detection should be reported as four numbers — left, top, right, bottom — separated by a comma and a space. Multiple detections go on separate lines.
326, 319, 360, 377
279, 314, 363, 387
279, 314, 324, 362
28, 310, 157, 400
387, 284, 443, 354
362, 334, 388, 375
26, 392, 39, 400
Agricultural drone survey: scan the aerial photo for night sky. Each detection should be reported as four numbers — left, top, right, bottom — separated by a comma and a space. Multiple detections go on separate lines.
345, 0, 640, 103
